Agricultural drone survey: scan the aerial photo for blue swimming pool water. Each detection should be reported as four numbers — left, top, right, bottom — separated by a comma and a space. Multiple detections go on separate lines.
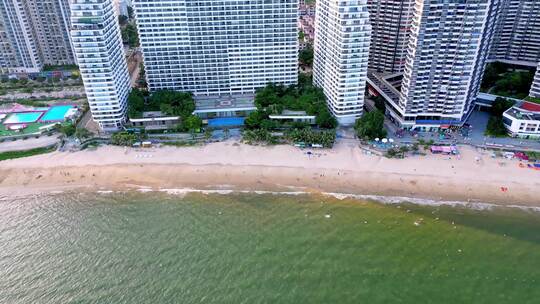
208, 117, 245, 127
3, 112, 43, 124
40, 105, 74, 122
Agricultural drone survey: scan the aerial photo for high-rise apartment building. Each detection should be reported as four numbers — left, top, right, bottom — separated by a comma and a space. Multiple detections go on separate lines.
374, 0, 501, 129
313, 0, 371, 125
70, 0, 131, 130
113, 0, 131, 17
0, 0, 75, 73
0, 0, 42, 73
490, 0, 540, 66
133, 0, 298, 97
531, 62, 540, 98
367, 0, 414, 74
26, 0, 75, 66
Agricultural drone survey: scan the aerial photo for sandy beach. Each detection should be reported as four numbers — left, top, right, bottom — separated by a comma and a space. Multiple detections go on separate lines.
0, 140, 538, 206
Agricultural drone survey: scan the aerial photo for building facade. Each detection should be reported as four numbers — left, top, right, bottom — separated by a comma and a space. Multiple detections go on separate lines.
503, 101, 540, 139
489, 0, 540, 66
313, 0, 371, 125
26, 0, 75, 66
70, 0, 131, 131
0, 0, 42, 73
531, 62, 540, 98
392, 0, 500, 129
133, 0, 298, 97
0, 0, 75, 74
367, 0, 414, 74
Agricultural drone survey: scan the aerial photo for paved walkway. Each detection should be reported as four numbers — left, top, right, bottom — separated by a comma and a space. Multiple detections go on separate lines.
0, 135, 59, 153
0, 87, 85, 100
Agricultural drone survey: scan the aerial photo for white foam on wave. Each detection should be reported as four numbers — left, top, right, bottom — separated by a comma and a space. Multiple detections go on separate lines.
97, 190, 114, 194
320, 192, 540, 213
149, 187, 540, 213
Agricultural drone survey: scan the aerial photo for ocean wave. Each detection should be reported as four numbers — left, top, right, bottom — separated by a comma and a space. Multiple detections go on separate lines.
149, 187, 540, 213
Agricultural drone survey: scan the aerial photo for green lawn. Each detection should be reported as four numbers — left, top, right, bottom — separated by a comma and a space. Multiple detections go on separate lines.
525, 96, 540, 104
0, 122, 46, 137
0, 145, 56, 161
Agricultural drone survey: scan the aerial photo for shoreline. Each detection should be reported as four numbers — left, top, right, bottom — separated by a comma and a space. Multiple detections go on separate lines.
0, 141, 539, 207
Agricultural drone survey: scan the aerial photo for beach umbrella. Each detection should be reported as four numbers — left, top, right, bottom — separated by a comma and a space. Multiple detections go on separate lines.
375, 138, 380, 142
382, 138, 388, 143
389, 138, 394, 143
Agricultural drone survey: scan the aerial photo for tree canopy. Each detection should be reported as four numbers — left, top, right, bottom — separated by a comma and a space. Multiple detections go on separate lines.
485, 117, 508, 137
184, 115, 202, 132
127, 88, 146, 118
354, 110, 387, 140
127, 88, 195, 119
121, 23, 139, 47
481, 62, 535, 99
249, 82, 337, 130
490, 97, 514, 117
299, 46, 314, 67
484, 97, 514, 137
152, 90, 195, 118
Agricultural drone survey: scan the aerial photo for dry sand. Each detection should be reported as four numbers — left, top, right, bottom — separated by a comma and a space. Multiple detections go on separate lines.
0, 140, 539, 206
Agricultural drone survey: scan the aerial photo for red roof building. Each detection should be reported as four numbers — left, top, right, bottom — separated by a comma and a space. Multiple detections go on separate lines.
520, 101, 540, 113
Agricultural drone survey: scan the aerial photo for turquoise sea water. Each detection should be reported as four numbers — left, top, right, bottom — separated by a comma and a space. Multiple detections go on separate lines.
1, 192, 540, 303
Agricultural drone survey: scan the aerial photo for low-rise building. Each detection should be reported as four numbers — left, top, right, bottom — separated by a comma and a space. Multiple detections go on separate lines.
129, 111, 180, 131
503, 101, 540, 138
269, 110, 316, 125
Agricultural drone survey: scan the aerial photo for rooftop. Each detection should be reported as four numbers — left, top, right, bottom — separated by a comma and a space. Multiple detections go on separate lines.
520, 101, 540, 113
505, 101, 540, 121
194, 94, 256, 113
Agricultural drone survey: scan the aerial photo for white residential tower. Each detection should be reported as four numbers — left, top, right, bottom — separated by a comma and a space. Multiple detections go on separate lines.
70, 0, 131, 130
133, 0, 298, 97
313, 0, 371, 125
0, 0, 75, 73
367, 0, 415, 74
391, 0, 500, 129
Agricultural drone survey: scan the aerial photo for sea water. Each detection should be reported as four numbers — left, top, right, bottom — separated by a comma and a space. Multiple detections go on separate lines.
1, 192, 539, 303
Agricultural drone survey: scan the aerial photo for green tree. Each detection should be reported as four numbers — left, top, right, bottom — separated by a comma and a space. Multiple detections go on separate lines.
298, 30, 305, 40
184, 115, 202, 132
151, 90, 195, 118
316, 109, 337, 129
204, 128, 212, 140
111, 132, 138, 146
60, 124, 76, 137
299, 46, 314, 67
373, 95, 386, 112
118, 15, 128, 26
121, 23, 139, 47
286, 128, 336, 148
75, 128, 92, 140
485, 117, 508, 137
490, 97, 514, 117
127, 88, 146, 118
244, 111, 268, 129
354, 110, 387, 140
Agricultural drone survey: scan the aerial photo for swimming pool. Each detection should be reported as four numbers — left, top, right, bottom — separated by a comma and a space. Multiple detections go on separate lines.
207, 117, 245, 127
40, 105, 74, 122
3, 112, 43, 124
